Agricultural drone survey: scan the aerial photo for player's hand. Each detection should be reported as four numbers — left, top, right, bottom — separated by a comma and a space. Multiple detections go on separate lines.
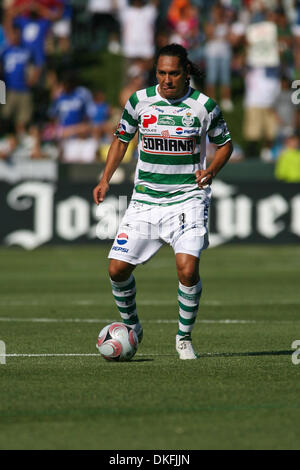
93, 180, 109, 205
195, 169, 213, 189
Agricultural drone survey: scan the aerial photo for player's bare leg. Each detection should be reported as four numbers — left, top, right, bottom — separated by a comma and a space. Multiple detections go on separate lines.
175, 253, 202, 359
108, 259, 143, 342
108, 259, 135, 282
176, 253, 200, 286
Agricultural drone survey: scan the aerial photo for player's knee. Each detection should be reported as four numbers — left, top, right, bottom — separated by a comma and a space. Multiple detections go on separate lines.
108, 260, 134, 282
177, 266, 199, 286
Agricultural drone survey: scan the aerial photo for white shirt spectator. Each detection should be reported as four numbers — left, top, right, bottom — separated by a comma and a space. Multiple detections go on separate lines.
204, 23, 231, 58
88, 0, 112, 13
87, 0, 127, 14
246, 21, 280, 67
119, 4, 157, 59
62, 137, 99, 163
244, 67, 281, 108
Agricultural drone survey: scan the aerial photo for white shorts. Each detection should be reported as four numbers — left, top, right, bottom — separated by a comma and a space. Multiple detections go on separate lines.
108, 193, 210, 265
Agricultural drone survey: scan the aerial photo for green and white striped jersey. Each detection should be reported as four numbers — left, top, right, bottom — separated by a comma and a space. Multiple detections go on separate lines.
115, 85, 231, 205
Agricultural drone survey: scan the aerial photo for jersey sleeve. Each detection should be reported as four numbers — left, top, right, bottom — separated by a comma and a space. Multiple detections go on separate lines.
206, 99, 231, 146
115, 92, 139, 143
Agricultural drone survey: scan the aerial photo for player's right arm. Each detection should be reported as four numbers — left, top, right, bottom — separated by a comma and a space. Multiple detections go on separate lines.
93, 136, 129, 205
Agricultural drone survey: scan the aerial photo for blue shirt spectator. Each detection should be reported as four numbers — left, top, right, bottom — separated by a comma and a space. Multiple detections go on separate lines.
49, 85, 96, 127
91, 91, 110, 125
0, 26, 7, 52
92, 102, 110, 125
0, 26, 36, 135
60, 0, 72, 20
14, 15, 51, 66
0, 44, 31, 92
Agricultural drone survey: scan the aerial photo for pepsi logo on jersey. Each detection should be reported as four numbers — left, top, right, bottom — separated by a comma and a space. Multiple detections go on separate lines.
116, 122, 126, 135
116, 233, 129, 245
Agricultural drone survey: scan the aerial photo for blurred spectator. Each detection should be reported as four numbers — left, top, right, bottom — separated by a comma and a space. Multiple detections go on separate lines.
0, 25, 39, 135
228, 9, 246, 76
48, 71, 95, 134
274, 75, 298, 140
24, 123, 43, 159
156, 27, 173, 51
271, 72, 300, 158
3, 0, 14, 7
274, 134, 300, 181
87, 0, 123, 50
1, 0, 299, 165
45, 66, 62, 100
276, 6, 293, 77
119, 63, 147, 107
242, 8, 283, 159
167, 0, 188, 25
292, 0, 300, 75
11, 122, 45, 161
50, 0, 72, 53
91, 89, 111, 140
118, 0, 159, 75
167, 1, 201, 50
243, 66, 281, 159
10, 0, 62, 11
0, 28, 7, 52
203, 3, 234, 112
60, 130, 99, 163
6, 0, 62, 74
245, 9, 280, 68
48, 71, 99, 162
0, 120, 17, 160
0, 7, 8, 51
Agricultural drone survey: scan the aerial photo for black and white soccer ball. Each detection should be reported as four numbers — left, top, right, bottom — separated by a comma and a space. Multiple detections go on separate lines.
96, 322, 138, 361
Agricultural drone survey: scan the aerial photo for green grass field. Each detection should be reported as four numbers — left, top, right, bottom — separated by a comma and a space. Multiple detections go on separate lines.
0, 244, 299, 450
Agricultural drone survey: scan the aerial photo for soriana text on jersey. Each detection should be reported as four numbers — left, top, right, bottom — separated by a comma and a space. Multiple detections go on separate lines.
142, 135, 196, 154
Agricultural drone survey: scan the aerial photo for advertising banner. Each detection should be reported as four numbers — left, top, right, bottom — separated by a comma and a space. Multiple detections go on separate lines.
1, 180, 300, 249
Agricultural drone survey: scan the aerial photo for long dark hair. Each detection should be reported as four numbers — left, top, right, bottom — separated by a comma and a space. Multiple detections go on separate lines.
155, 43, 203, 82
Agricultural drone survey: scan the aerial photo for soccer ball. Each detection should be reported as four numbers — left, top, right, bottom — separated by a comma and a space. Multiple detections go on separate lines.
96, 322, 138, 361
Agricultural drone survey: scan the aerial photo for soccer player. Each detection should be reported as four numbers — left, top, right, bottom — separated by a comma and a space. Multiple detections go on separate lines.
93, 44, 233, 359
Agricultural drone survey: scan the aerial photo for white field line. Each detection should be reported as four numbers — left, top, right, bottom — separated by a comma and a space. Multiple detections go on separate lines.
0, 353, 170, 358
0, 317, 297, 324
0, 299, 299, 307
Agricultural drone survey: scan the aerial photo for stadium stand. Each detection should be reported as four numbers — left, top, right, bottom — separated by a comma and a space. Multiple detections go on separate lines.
0, 0, 299, 167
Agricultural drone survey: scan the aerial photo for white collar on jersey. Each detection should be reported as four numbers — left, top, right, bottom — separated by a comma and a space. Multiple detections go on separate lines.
156, 85, 192, 104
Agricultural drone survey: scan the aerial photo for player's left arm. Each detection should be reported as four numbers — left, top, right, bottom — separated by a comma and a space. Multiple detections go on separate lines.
195, 140, 233, 189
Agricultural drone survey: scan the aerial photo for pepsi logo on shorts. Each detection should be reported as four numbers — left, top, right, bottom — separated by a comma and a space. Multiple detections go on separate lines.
117, 233, 128, 245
